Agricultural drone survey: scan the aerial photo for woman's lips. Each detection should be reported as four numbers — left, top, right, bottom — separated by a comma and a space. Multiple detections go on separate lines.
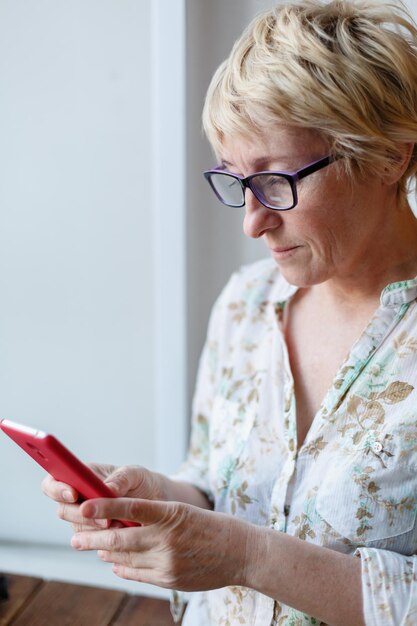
270, 245, 300, 260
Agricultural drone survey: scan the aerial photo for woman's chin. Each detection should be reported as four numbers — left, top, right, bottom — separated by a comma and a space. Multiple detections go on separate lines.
275, 261, 327, 289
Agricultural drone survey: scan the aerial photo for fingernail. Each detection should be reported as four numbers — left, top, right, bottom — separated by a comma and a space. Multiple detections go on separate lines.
87, 504, 97, 517
71, 536, 81, 550
94, 519, 108, 528
63, 490, 74, 502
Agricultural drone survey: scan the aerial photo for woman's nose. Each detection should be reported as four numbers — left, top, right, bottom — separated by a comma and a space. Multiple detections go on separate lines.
243, 190, 283, 238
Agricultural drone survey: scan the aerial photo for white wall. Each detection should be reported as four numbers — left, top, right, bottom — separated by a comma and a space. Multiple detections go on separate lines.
0, 0, 155, 546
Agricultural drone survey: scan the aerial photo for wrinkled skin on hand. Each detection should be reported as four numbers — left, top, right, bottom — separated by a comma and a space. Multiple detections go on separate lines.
41, 464, 167, 533
71, 497, 259, 592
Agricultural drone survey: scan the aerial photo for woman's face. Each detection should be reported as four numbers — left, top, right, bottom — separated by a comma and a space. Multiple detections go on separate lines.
219, 126, 394, 288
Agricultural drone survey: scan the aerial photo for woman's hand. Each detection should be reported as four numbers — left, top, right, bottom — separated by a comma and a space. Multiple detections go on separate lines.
41, 464, 168, 533
71, 497, 258, 591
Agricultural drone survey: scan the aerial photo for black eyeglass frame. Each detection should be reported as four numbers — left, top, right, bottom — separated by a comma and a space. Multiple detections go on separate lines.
203, 154, 337, 211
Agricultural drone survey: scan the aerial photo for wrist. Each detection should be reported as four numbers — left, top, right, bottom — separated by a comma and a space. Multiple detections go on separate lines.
238, 521, 270, 589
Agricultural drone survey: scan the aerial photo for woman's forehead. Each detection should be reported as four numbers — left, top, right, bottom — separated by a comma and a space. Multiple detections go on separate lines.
218, 126, 328, 169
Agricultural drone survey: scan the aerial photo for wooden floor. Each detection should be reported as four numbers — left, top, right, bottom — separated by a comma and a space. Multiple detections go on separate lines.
0, 574, 183, 626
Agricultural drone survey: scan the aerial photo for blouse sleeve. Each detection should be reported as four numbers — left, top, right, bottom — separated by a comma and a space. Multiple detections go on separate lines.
169, 274, 233, 502
354, 546, 417, 625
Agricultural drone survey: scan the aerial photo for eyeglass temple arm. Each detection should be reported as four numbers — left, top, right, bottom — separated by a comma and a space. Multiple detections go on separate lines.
297, 155, 337, 181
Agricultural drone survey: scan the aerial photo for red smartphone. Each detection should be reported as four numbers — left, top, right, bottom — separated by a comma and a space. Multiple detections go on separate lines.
0, 418, 138, 528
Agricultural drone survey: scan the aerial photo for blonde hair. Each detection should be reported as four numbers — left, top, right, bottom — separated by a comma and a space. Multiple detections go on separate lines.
203, 0, 417, 200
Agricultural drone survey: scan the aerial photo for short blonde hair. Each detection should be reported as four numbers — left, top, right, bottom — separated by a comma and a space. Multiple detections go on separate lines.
203, 0, 417, 200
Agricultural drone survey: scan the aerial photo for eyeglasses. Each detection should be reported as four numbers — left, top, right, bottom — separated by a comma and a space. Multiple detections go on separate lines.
203, 154, 336, 211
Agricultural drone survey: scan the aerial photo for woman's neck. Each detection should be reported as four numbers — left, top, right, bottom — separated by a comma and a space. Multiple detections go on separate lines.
313, 202, 417, 310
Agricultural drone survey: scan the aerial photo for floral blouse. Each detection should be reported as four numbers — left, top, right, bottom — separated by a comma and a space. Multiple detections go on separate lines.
172, 258, 417, 626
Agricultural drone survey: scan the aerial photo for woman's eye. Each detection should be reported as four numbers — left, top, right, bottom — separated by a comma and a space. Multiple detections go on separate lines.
265, 176, 286, 187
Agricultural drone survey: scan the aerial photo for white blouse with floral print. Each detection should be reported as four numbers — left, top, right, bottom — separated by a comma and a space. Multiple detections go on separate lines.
172, 258, 417, 626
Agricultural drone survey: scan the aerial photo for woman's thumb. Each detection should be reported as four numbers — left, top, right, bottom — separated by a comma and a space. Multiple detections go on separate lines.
105, 466, 135, 496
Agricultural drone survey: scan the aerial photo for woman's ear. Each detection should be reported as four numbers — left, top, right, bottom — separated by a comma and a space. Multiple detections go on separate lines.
383, 142, 414, 184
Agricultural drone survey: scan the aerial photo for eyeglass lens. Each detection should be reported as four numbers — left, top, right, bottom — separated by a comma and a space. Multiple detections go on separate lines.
209, 172, 294, 210
210, 173, 244, 207
250, 174, 293, 209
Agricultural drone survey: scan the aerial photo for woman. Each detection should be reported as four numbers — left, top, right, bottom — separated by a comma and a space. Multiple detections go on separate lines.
43, 1, 417, 624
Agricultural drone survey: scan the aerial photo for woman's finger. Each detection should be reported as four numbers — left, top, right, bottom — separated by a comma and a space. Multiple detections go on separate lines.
111, 564, 173, 588
87, 463, 117, 481
41, 474, 78, 503
112, 564, 153, 584
98, 548, 154, 570
58, 503, 109, 529
71, 526, 142, 552
103, 465, 154, 498
80, 497, 177, 525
